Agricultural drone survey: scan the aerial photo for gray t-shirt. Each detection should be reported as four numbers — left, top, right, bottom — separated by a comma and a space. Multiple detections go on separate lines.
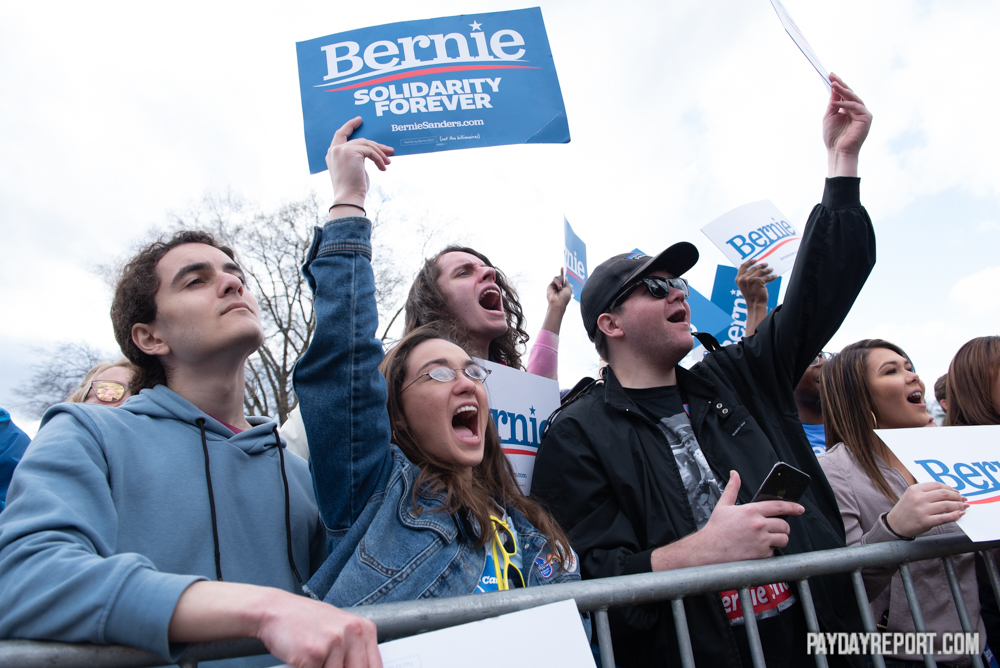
623, 385, 723, 529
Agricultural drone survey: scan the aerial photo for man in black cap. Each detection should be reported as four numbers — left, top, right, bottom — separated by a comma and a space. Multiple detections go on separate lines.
532, 74, 872, 667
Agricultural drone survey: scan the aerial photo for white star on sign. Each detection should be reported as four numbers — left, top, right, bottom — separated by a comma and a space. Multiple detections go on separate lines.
730, 289, 737, 295
470, 21, 482, 30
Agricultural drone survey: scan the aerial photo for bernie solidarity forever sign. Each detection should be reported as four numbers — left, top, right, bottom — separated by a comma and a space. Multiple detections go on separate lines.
295, 8, 570, 173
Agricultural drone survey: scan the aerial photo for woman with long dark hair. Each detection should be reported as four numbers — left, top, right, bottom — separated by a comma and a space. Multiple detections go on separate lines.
818, 339, 981, 665
294, 118, 581, 608
946, 336, 1000, 427
944, 335, 1000, 662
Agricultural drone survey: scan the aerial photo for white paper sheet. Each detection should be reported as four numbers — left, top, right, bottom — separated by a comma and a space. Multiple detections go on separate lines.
378, 599, 595, 668
700, 200, 801, 277
876, 425, 1000, 542
769, 0, 832, 92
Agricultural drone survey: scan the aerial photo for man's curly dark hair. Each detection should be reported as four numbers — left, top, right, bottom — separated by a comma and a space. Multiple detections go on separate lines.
403, 245, 529, 369
110, 230, 238, 393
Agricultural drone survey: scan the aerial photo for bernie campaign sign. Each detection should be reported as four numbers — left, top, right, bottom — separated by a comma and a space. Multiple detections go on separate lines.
710, 264, 782, 346
563, 217, 587, 302
877, 425, 1000, 543
295, 8, 570, 173
479, 359, 560, 496
701, 201, 802, 278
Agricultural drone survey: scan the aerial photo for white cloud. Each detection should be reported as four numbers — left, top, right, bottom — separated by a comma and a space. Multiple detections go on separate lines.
951, 266, 1000, 315
978, 221, 1000, 233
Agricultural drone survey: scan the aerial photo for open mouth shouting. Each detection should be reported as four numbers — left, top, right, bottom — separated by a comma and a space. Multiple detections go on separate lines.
478, 288, 503, 314
906, 390, 924, 407
667, 310, 687, 324
452, 404, 481, 443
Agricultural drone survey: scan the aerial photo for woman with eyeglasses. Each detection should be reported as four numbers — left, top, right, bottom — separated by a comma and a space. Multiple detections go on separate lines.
818, 339, 983, 665
67, 359, 136, 407
294, 119, 582, 609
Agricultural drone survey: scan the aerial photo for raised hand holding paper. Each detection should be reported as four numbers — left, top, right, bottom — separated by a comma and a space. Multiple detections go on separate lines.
769, 0, 832, 92
701, 200, 801, 278
296, 8, 570, 173
876, 425, 1000, 542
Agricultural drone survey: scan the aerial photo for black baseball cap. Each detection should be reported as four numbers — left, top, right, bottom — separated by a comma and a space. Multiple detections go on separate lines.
581, 242, 699, 339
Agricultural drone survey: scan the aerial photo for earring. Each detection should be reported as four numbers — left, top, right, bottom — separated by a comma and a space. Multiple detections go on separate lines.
870, 411, 878, 430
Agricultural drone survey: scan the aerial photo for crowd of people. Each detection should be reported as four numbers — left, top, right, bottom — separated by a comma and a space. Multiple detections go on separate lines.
0, 75, 997, 668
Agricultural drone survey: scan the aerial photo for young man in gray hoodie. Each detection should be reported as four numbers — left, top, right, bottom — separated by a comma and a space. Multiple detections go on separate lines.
0, 231, 381, 668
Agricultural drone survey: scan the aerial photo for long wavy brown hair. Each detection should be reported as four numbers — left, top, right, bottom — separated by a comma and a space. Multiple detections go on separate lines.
380, 325, 571, 561
946, 336, 1000, 427
820, 339, 913, 502
403, 246, 529, 369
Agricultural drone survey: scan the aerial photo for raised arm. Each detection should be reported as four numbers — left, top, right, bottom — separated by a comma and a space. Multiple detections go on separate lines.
735, 259, 775, 337
744, 74, 875, 387
294, 118, 396, 532
526, 272, 572, 379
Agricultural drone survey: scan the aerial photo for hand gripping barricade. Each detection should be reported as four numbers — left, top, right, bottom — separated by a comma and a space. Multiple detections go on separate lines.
2, 533, 998, 668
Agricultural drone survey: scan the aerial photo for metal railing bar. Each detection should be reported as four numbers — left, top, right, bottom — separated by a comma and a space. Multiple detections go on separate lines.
3, 535, 998, 668
898, 563, 937, 668
983, 549, 1000, 615
670, 597, 696, 668
851, 570, 885, 668
941, 556, 984, 668
795, 579, 829, 668
594, 608, 615, 668
738, 587, 767, 668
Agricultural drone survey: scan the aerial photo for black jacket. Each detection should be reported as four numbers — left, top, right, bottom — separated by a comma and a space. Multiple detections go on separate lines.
532, 178, 872, 668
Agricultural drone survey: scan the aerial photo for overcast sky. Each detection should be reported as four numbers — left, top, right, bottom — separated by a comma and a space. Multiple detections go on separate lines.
2, 0, 998, 434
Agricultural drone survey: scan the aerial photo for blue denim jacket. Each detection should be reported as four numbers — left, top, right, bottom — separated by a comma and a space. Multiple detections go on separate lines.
294, 218, 581, 607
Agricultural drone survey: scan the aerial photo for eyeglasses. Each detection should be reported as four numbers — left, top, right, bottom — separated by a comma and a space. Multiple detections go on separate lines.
809, 352, 834, 367
401, 364, 491, 393
610, 276, 690, 310
490, 515, 525, 590
84, 381, 127, 403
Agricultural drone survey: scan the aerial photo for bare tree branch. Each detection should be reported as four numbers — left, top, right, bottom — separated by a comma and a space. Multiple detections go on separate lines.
15, 342, 114, 418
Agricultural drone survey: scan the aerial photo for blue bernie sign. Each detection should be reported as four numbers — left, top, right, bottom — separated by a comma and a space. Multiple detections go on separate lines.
295, 8, 570, 174
563, 217, 587, 303
709, 264, 782, 345
688, 286, 733, 341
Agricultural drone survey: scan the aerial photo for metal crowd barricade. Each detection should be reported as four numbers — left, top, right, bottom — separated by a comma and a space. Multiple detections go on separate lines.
2, 533, 998, 668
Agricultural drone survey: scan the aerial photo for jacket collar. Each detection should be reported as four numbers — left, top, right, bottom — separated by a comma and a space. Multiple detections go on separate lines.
602, 363, 716, 410
601, 362, 720, 433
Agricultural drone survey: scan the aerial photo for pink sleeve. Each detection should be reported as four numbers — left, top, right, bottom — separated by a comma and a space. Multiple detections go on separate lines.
526, 329, 559, 380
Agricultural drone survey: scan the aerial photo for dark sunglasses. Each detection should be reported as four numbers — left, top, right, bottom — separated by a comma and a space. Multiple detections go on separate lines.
611, 276, 690, 310
85, 381, 127, 403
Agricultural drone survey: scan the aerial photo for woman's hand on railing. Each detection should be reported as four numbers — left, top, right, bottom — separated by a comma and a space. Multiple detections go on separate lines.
884, 482, 968, 539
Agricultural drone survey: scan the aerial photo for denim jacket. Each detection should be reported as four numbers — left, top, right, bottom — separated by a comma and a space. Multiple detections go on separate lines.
294, 218, 581, 607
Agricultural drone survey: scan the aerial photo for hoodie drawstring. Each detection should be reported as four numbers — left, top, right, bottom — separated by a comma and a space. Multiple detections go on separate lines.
196, 418, 224, 581
274, 425, 302, 583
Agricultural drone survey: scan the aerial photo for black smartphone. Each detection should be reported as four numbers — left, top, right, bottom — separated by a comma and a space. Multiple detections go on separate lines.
750, 462, 811, 503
